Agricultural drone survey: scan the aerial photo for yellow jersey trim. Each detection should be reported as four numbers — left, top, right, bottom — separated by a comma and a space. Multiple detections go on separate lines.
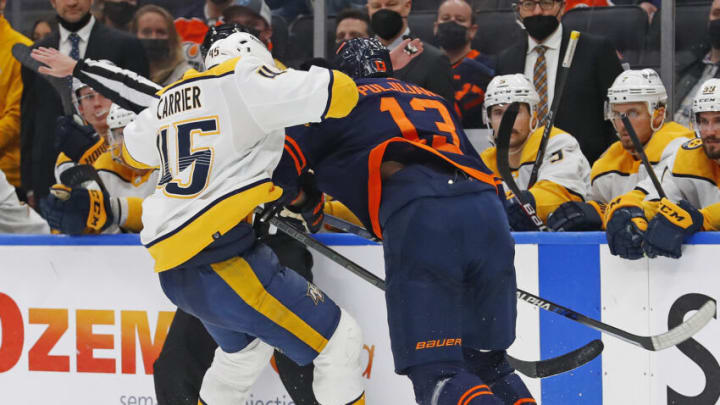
211, 256, 329, 354
323, 70, 359, 119
668, 139, 720, 186
95, 152, 154, 186
480, 126, 567, 174
147, 180, 282, 272
157, 57, 240, 96
123, 197, 144, 232
121, 143, 158, 170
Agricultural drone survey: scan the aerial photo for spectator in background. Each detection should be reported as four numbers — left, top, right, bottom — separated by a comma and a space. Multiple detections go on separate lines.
31, 17, 56, 41
367, 0, 454, 102
335, 8, 371, 43
496, 0, 622, 164
434, 0, 494, 128
223, 0, 273, 49
0, 0, 33, 191
20, 0, 148, 206
131, 5, 191, 85
175, 0, 233, 44
265, 0, 308, 21
96, 0, 138, 31
674, 0, 720, 127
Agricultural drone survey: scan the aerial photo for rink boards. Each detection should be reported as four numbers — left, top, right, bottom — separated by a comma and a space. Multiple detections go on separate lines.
0, 232, 718, 405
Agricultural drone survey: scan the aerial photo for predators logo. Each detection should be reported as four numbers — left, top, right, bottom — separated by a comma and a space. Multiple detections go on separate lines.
682, 138, 703, 150
306, 282, 325, 306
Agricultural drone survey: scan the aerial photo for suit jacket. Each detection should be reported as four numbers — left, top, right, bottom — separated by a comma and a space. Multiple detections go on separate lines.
20, 21, 149, 199
393, 39, 455, 103
496, 28, 622, 164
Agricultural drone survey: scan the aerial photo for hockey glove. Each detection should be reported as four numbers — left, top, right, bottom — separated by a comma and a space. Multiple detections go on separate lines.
287, 173, 325, 233
39, 184, 114, 235
547, 201, 604, 231
605, 194, 647, 260
54, 116, 107, 165
642, 199, 703, 259
505, 190, 540, 231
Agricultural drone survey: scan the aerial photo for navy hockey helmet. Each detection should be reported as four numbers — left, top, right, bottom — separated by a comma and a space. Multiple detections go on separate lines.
200, 23, 260, 60
333, 37, 393, 79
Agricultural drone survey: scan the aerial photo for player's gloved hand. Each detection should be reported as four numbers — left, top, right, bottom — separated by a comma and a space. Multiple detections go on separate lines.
642, 198, 703, 259
287, 173, 325, 233
505, 190, 540, 231
605, 194, 647, 260
547, 201, 604, 231
54, 116, 107, 164
39, 184, 115, 235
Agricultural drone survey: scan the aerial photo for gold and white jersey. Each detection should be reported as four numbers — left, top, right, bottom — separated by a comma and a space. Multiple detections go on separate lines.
590, 122, 693, 204
0, 169, 49, 234
481, 126, 591, 221
122, 56, 358, 271
654, 138, 720, 208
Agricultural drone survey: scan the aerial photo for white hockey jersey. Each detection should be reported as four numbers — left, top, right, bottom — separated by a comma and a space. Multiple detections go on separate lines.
481, 126, 591, 221
122, 56, 358, 271
653, 138, 720, 208
0, 169, 49, 234
590, 122, 693, 203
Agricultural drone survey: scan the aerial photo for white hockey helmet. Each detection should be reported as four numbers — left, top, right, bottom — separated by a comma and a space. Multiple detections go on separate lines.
106, 104, 136, 166
606, 69, 667, 129
204, 31, 274, 69
482, 73, 540, 129
691, 78, 720, 138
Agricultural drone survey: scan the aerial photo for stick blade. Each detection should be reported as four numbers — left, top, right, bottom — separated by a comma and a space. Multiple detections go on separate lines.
650, 299, 716, 351
495, 102, 521, 195
12, 43, 74, 116
508, 339, 604, 378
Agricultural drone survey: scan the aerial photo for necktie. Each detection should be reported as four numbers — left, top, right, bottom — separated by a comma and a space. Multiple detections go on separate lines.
69, 32, 81, 60
533, 45, 549, 125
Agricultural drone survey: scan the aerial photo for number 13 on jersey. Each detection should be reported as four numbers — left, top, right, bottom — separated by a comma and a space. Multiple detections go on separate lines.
156, 116, 220, 198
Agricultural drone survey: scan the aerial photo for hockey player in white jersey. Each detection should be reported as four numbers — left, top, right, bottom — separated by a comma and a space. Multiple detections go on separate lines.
41, 104, 158, 235
598, 69, 695, 258
549, 69, 694, 233
117, 29, 363, 405
635, 78, 720, 258
480, 74, 591, 230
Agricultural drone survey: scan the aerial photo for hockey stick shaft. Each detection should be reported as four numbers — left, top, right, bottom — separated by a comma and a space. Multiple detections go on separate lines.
621, 115, 667, 199
324, 213, 715, 352
495, 102, 549, 231
527, 31, 581, 189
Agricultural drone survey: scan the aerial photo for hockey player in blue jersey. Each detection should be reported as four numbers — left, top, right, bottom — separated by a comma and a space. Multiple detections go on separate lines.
274, 38, 535, 405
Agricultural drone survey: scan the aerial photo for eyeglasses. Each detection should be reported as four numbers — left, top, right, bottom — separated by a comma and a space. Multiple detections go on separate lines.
516, 0, 559, 11
77, 90, 101, 102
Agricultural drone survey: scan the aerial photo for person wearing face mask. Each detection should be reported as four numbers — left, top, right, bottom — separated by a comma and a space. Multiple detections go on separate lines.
99, 0, 137, 31
434, 0, 494, 129
20, 0, 148, 208
130, 5, 191, 86
367, 0, 455, 103
674, 0, 720, 128
495, 0, 622, 165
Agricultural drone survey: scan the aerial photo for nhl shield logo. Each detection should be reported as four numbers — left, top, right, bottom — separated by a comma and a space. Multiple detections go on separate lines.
306, 282, 325, 306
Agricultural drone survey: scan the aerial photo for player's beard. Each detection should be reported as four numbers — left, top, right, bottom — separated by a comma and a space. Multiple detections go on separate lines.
702, 137, 720, 159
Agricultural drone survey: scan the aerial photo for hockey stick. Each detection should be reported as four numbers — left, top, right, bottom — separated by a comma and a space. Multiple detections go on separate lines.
12, 43, 75, 116
527, 31, 581, 189
496, 102, 549, 231
318, 213, 603, 378
621, 115, 667, 198
323, 213, 717, 352
323, 214, 379, 242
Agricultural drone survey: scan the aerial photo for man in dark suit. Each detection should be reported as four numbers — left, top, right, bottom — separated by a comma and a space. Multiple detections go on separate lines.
496, 0, 622, 164
20, 0, 148, 206
367, 0, 455, 102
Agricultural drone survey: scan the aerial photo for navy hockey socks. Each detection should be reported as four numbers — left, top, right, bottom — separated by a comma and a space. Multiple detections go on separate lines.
462, 348, 535, 404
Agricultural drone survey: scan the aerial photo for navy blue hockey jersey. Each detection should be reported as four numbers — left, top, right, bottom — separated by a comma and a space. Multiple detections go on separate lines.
452, 49, 494, 129
277, 77, 500, 238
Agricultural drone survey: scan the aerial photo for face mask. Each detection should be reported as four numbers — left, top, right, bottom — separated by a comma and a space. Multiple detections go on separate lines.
56, 12, 92, 32
371, 9, 404, 41
140, 38, 171, 62
435, 21, 469, 51
522, 15, 559, 42
709, 19, 720, 49
103, 1, 137, 27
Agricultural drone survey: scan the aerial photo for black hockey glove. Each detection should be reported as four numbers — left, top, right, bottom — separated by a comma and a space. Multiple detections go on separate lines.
505, 190, 540, 231
55, 116, 107, 164
642, 199, 703, 259
39, 184, 114, 235
547, 201, 604, 231
287, 173, 325, 233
